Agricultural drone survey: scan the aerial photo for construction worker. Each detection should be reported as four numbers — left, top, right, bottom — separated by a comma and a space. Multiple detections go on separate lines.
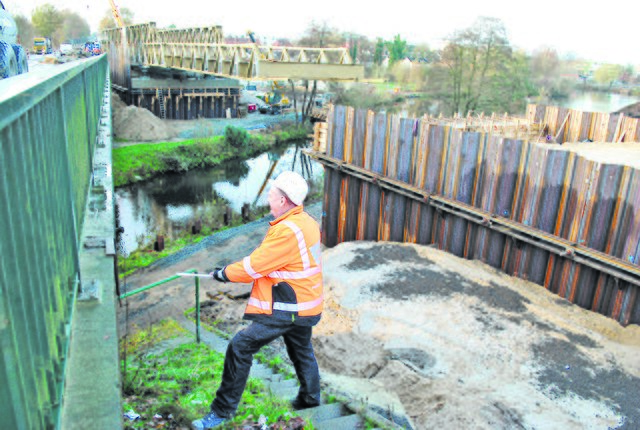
192, 171, 323, 430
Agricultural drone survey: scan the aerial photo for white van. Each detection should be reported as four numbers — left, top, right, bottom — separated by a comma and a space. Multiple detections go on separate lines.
60, 43, 73, 55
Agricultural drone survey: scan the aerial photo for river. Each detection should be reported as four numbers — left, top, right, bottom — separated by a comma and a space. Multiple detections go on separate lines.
116, 142, 322, 254
555, 90, 640, 112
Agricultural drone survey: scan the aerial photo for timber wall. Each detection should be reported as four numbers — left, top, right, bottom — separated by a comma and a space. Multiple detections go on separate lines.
312, 105, 640, 326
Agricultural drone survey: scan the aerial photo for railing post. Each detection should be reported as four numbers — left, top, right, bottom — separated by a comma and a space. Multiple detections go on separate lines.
195, 274, 201, 343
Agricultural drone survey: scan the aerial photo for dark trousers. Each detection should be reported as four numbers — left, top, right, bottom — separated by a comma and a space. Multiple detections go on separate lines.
210, 321, 321, 418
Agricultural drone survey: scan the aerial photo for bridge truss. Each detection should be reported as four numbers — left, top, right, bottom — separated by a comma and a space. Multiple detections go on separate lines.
103, 23, 363, 119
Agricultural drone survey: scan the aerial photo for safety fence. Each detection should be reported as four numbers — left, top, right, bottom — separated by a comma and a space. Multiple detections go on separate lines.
0, 56, 108, 428
310, 105, 640, 326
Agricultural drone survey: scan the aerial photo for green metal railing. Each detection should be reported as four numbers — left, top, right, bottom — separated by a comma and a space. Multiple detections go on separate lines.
0, 56, 108, 429
120, 269, 202, 343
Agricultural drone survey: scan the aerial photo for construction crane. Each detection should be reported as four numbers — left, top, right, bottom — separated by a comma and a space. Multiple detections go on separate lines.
108, 0, 124, 27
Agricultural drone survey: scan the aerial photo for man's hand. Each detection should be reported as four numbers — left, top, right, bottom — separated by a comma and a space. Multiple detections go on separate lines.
210, 267, 228, 282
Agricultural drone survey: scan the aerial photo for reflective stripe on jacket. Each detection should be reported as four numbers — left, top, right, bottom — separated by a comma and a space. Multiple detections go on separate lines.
225, 205, 323, 322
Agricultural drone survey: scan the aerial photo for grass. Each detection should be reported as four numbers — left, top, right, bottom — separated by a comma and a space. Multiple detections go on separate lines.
112, 135, 256, 187
112, 124, 312, 187
120, 319, 313, 429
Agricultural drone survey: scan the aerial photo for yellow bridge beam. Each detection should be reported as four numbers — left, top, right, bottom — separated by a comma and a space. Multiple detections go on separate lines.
103, 23, 364, 81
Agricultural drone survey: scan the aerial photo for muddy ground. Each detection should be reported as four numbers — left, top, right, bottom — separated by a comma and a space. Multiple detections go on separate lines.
118, 202, 640, 430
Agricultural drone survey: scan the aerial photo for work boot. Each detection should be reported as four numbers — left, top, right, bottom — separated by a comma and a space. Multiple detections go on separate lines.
290, 397, 320, 411
191, 411, 225, 429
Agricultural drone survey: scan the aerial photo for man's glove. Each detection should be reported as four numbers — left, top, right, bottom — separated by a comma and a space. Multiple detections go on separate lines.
210, 267, 228, 282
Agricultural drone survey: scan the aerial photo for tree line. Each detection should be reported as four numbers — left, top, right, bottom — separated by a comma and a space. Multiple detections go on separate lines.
282, 18, 638, 116
14, 3, 134, 49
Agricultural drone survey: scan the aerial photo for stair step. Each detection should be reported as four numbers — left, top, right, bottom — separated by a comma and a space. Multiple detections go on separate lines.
269, 378, 297, 389
264, 373, 285, 383
296, 403, 346, 423
249, 364, 275, 379
269, 383, 298, 399
314, 414, 364, 430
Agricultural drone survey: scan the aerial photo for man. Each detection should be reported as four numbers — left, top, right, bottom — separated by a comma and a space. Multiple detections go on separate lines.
192, 171, 324, 430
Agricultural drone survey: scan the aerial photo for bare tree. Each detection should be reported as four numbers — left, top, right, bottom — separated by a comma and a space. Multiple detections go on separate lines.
55, 10, 90, 44
297, 21, 345, 48
14, 15, 34, 47
439, 17, 511, 115
292, 21, 345, 123
98, 7, 134, 31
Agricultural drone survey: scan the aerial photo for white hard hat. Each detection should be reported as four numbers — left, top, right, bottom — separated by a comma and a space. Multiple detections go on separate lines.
271, 171, 309, 206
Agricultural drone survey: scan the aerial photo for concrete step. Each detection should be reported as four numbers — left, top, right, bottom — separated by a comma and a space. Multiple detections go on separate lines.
314, 414, 364, 430
268, 378, 297, 390
296, 403, 346, 423
269, 383, 298, 399
249, 364, 275, 379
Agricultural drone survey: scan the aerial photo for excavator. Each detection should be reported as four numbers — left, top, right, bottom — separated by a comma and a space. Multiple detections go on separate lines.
247, 30, 291, 114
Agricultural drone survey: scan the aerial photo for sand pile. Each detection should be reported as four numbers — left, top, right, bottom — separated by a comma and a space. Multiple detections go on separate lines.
111, 92, 176, 141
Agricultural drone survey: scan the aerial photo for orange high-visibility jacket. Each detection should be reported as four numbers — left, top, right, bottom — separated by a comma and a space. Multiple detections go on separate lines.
225, 205, 323, 324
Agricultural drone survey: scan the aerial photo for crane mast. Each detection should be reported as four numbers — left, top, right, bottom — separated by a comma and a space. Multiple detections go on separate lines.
108, 0, 124, 27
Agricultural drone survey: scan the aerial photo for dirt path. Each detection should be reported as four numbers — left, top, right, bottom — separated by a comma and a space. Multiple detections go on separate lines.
118, 207, 640, 430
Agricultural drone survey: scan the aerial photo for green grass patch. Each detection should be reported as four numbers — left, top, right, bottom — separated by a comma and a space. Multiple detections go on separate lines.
121, 320, 313, 429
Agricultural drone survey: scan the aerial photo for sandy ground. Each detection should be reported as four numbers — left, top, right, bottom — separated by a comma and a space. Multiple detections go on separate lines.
118, 203, 640, 430
315, 242, 640, 430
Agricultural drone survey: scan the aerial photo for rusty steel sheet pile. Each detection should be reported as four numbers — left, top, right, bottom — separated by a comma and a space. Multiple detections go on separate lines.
311, 105, 640, 326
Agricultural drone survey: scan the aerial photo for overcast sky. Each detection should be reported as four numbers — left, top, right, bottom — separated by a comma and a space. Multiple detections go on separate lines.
5, 0, 637, 65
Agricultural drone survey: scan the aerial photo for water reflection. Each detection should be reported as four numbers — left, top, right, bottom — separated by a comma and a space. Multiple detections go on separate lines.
116, 142, 322, 254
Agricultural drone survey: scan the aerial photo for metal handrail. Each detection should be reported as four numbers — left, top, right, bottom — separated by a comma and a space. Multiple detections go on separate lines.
120, 268, 203, 342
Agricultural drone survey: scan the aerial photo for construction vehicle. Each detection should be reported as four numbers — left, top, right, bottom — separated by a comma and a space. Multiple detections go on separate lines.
245, 30, 290, 114
33, 37, 52, 55
264, 81, 291, 108
0, 0, 28, 79
84, 41, 101, 56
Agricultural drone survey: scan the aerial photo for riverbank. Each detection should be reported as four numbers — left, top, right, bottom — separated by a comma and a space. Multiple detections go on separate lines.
112, 124, 310, 187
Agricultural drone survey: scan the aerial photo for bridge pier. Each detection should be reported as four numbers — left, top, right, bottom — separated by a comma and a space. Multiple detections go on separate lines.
112, 67, 242, 120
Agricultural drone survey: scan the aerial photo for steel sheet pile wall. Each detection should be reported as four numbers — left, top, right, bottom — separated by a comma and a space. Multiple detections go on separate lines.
527, 104, 640, 143
0, 57, 108, 428
317, 105, 640, 325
